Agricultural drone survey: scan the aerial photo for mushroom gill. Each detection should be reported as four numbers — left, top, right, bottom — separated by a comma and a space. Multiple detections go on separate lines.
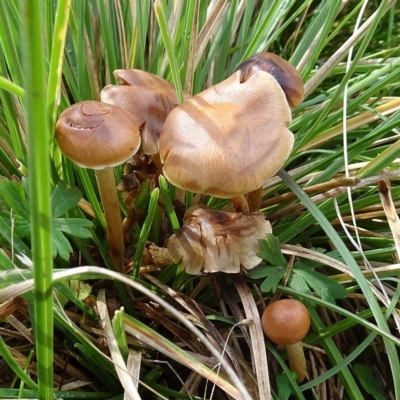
167, 205, 272, 274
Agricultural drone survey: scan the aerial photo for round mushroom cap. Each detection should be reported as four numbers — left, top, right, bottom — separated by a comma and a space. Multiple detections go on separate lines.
55, 100, 141, 169
261, 299, 310, 345
234, 52, 304, 108
101, 69, 190, 155
158, 70, 293, 199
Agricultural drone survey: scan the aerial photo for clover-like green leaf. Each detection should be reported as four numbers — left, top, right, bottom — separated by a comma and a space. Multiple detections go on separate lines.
0, 177, 93, 260
293, 268, 346, 304
288, 273, 313, 297
51, 180, 83, 218
52, 228, 73, 260
354, 364, 386, 400
258, 234, 287, 267
0, 176, 30, 218
53, 218, 93, 238
69, 280, 92, 301
254, 234, 287, 294
259, 266, 286, 293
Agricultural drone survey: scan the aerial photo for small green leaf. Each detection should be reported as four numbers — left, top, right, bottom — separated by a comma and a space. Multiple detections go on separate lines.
0, 176, 30, 218
259, 266, 286, 293
52, 228, 72, 260
69, 280, 92, 301
0, 249, 18, 271
248, 263, 271, 279
0, 211, 30, 238
258, 234, 287, 267
288, 273, 313, 297
354, 364, 386, 400
53, 218, 93, 238
51, 180, 83, 218
0, 177, 93, 260
276, 373, 293, 400
294, 269, 346, 304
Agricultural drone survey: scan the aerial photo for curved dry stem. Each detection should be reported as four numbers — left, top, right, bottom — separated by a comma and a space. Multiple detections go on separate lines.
95, 168, 125, 272
232, 275, 272, 400
286, 342, 306, 383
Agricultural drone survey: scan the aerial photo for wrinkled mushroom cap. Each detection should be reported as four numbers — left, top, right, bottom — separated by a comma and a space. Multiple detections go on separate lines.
159, 70, 293, 198
234, 52, 304, 108
261, 299, 310, 345
168, 205, 272, 274
55, 100, 141, 169
101, 69, 190, 155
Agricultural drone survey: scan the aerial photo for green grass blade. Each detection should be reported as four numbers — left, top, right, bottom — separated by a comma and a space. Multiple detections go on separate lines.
0, 2, 23, 86
159, 175, 180, 231
21, 1, 54, 398
132, 188, 159, 278
154, 0, 184, 102
97, 0, 119, 82
47, 0, 71, 133
0, 76, 24, 98
0, 335, 38, 391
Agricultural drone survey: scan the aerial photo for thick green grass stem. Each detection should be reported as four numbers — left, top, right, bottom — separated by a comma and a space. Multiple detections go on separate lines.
22, 1, 54, 398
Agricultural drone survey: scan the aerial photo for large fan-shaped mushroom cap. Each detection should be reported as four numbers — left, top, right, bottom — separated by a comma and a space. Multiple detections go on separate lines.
158, 70, 293, 199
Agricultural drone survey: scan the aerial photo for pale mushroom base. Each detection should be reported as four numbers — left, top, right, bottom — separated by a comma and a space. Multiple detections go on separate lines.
167, 205, 272, 274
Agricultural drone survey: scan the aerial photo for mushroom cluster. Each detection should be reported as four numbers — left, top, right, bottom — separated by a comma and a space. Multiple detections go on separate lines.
55, 53, 303, 274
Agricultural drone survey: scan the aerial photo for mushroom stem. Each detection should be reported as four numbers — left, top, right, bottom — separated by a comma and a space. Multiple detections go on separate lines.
230, 194, 250, 214
95, 168, 125, 273
247, 187, 263, 213
286, 342, 306, 383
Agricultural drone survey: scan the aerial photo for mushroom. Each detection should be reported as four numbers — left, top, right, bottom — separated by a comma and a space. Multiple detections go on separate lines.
167, 205, 271, 274
158, 69, 294, 213
234, 52, 304, 108
101, 69, 190, 155
55, 100, 141, 272
233, 52, 304, 211
261, 299, 310, 383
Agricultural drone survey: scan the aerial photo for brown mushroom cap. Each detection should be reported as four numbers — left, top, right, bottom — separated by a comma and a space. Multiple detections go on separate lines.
261, 299, 310, 345
158, 70, 293, 199
234, 52, 304, 108
55, 100, 141, 169
101, 69, 190, 155
113, 69, 184, 105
